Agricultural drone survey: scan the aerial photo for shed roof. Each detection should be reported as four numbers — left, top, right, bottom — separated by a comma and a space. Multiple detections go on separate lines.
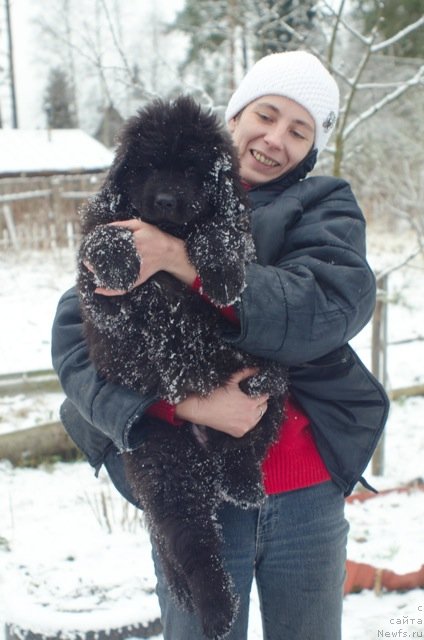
0, 129, 114, 177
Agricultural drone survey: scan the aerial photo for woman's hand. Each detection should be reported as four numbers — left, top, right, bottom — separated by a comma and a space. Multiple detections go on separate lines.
175, 368, 269, 438
92, 219, 197, 296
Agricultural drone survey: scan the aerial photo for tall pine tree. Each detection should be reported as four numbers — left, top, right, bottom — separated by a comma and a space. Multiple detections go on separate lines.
252, 0, 317, 58
168, 0, 318, 105
168, 0, 240, 102
43, 67, 77, 128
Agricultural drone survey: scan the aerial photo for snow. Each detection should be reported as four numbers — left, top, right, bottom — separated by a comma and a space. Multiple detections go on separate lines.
0, 130, 113, 175
0, 462, 161, 637
0, 233, 423, 640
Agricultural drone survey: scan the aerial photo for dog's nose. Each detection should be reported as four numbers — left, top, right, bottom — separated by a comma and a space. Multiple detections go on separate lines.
154, 193, 177, 214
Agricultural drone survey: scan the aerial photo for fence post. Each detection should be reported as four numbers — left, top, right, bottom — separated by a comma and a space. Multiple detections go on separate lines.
2, 204, 19, 250
371, 274, 389, 476
50, 176, 61, 209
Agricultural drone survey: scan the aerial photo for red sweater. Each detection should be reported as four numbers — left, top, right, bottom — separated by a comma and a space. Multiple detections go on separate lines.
147, 276, 330, 494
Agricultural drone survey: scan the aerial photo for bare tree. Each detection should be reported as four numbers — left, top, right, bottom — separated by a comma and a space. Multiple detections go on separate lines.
316, 2, 424, 177
33, 1, 177, 131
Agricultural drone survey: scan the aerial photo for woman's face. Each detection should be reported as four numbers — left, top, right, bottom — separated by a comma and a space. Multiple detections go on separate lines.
228, 95, 315, 186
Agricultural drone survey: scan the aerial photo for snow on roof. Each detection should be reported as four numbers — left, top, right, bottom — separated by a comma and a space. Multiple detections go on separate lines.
0, 129, 114, 176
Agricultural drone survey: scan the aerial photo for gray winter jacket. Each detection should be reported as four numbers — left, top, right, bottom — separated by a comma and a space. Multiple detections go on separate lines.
51, 157, 389, 500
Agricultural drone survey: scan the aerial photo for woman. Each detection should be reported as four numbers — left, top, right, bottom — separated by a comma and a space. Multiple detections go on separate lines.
52, 51, 389, 639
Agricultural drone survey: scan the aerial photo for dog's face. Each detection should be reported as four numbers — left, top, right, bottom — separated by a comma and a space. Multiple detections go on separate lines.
107, 96, 240, 236
126, 163, 210, 233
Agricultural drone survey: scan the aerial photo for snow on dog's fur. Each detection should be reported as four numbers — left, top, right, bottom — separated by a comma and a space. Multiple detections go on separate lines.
77, 96, 288, 639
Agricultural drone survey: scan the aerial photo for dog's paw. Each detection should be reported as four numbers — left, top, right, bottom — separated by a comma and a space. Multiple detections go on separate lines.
189, 565, 239, 639
198, 264, 245, 306
185, 226, 247, 306
200, 595, 238, 640
167, 569, 194, 612
239, 364, 288, 398
81, 225, 141, 291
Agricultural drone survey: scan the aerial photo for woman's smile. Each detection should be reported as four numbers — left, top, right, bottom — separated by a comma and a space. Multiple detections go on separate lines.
250, 149, 280, 168
228, 95, 315, 185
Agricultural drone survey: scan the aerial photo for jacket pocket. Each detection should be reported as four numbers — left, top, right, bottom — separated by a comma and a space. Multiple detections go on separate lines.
290, 344, 353, 378
289, 344, 390, 495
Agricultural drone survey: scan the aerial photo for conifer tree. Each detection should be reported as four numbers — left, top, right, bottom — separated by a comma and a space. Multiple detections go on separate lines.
169, 0, 238, 102
43, 67, 77, 128
168, 0, 318, 104
252, 0, 317, 58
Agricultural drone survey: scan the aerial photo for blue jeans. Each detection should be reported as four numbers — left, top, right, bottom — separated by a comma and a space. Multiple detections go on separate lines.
152, 480, 348, 640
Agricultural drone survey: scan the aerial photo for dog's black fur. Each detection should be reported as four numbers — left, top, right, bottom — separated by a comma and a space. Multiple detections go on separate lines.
77, 96, 288, 639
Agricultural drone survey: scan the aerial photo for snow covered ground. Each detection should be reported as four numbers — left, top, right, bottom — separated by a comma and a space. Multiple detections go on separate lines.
0, 234, 423, 640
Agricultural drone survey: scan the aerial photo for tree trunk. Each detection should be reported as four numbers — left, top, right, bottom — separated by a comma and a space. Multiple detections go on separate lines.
0, 422, 78, 466
390, 383, 424, 401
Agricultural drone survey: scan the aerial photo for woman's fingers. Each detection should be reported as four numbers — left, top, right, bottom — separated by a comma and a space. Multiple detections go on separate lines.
107, 219, 144, 231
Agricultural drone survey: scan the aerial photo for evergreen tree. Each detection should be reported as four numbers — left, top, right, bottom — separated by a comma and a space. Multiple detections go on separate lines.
43, 67, 77, 128
252, 0, 317, 58
355, 0, 424, 58
167, 0, 318, 104
171, 0, 228, 67
168, 0, 240, 102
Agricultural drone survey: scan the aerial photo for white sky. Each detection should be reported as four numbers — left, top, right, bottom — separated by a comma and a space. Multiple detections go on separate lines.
4, 0, 41, 128
5, 0, 351, 131
4, 0, 185, 129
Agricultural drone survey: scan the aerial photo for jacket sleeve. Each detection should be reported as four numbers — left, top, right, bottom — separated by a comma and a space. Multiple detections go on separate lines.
224, 179, 376, 365
51, 287, 156, 451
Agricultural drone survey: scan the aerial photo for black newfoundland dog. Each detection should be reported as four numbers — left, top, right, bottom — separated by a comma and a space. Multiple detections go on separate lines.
77, 96, 288, 639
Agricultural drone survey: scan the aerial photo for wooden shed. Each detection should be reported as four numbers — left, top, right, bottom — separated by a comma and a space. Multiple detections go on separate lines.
0, 129, 114, 250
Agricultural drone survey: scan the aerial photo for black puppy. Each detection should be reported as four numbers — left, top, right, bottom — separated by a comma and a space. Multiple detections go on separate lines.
77, 96, 288, 639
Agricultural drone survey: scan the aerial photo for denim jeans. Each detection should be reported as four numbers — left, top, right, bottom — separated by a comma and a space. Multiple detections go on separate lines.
152, 480, 348, 640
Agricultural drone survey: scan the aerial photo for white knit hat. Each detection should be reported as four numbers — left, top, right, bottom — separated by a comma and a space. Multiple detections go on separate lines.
225, 51, 339, 156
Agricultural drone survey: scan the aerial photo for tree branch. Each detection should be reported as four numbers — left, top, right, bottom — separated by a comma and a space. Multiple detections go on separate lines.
326, 0, 347, 67
336, 25, 378, 141
376, 248, 423, 280
343, 65, 424, 140
355, 81, 419, 90
99, 0, 135, 83
256, 16, 306, 43
371, 16, 424, 53
322, 0, 371, 47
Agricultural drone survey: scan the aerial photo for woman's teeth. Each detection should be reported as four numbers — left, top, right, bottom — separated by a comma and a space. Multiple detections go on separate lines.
252, 150, 279, 167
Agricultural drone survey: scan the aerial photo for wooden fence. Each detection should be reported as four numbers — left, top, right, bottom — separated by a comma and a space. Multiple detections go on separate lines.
0, 173, 106, 250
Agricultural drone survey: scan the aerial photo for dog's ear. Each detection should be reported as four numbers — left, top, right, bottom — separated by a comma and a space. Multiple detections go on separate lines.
107, 152, 129, 192
104, 112, 151, 212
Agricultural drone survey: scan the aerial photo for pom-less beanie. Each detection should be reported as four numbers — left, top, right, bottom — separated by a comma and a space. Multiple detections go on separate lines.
225, 51, 339, 156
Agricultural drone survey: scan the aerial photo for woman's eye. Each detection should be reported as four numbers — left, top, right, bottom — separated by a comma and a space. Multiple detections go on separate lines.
258, 112, 271, 122
292, 130, 305, 140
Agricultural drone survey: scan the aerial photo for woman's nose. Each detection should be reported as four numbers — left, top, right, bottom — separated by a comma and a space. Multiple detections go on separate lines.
263, 125, 286, 149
